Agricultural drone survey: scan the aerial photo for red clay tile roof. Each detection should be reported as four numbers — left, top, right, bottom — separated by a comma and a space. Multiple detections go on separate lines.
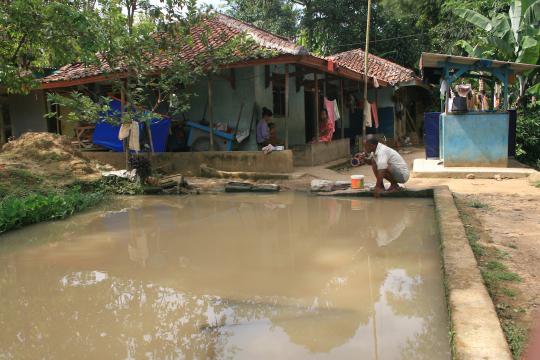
41, 14, 308, 85
328, 49, 419, 86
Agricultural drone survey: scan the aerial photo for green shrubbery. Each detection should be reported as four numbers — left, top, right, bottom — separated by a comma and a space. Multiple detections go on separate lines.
516, 108, 540, 169
0, 187, 104, 234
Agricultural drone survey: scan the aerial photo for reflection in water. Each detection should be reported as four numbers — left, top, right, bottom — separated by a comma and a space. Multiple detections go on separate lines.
0, 194, 450, 359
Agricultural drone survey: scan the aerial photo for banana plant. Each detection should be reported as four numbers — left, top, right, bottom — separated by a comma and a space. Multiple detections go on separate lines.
453, 0, 540, 104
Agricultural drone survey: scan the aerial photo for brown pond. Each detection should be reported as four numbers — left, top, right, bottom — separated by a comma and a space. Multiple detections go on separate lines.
0, 194, 450, 359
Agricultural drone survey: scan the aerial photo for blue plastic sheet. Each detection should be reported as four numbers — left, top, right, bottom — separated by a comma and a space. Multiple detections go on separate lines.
92, 98, 171, 152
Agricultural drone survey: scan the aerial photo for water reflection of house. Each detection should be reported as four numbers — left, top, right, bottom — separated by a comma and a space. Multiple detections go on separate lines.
0, 14, 427, 170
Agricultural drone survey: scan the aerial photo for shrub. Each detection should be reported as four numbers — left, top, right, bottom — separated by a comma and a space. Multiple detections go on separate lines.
516, 108, 540, 169
0, 187, 104, 234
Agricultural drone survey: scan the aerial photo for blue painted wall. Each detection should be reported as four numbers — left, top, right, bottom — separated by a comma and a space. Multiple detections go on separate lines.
440, 112, 509, 167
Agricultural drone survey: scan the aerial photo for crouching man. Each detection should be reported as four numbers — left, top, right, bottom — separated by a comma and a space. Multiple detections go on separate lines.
363, 134, 409, 197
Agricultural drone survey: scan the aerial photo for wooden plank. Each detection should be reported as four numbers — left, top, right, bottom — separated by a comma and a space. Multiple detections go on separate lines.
340, 79, 345, 139
208, 79, 214, 149
285, 64, 289, 149
315, 73, 319, 141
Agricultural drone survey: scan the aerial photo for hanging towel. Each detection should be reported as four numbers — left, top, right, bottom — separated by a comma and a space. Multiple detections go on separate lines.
440, 80, 448, 100
118, 123, 131, 140
324, 97, 335, 123
371, 102, 379, 128
373, 77, 380, 88
363, 100, 372, 127
129, 121, 140, 152
332, 100, 340, 121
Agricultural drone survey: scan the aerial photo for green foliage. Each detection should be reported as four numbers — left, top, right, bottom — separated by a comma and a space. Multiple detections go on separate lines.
0, 186, 104, 234
501, 319, 528, 359
97, 177, 144, 195
516, 107, 540, 169
225, 0, 300, 39
453, 0, 540, 104
46, 92, 117, 124
0, 0, 102, 93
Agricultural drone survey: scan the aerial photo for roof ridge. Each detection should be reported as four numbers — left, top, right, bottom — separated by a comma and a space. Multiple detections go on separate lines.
331, 48, 414, 74
214, 13, 308, 56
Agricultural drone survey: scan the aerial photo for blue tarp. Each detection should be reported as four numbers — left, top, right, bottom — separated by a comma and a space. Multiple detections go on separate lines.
92, 98, 171, 152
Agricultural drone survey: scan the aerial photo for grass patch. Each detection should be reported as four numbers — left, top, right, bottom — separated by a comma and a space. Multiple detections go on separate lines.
501, 287, 517, 298
0, 186, 104, 234
501, 320, 527, 359
469, 199, 489, 209
456, 197, 528, 359
534, 181, 540, 188
482, 260, 522, 286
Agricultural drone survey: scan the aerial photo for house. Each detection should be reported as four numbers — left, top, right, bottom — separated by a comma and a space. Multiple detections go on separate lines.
0, 14, 425, 169
328, 48, 432, 144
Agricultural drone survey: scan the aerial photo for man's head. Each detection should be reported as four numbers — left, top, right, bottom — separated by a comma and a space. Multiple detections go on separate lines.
364, 134, 379, 153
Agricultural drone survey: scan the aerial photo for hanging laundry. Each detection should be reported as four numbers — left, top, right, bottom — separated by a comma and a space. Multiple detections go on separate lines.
373, 77, 380, 88
363, 99, 372, 127
118, 123, 131, 140
129, 121, 140, 152
324, 97, 335, 123
371, 102, 379, 128
332, 100, 340, 121
440, 80, 448, 100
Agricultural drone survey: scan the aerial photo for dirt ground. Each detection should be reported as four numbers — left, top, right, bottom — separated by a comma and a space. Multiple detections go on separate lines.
0, 133, 106, 196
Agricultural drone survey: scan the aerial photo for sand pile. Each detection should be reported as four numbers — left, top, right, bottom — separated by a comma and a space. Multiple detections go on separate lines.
0, 132, 103, 185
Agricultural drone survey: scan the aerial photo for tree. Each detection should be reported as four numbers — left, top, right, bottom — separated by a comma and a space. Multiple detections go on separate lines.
225, 0, 299, 39
453, 0, 540, 103
0, 0, 102, 93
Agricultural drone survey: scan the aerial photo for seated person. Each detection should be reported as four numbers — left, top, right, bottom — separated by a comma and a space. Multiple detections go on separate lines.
363, 134, 409, 197
256, 107, 273, 148
311, 109, 334, 143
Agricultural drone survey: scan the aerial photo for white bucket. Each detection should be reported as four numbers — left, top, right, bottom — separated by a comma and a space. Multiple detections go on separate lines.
351, 175, 365, 189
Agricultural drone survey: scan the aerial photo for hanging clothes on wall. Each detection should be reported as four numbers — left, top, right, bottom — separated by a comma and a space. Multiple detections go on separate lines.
129, 121, 140, 152
370, 102, 379, 128
332, 99, 340, 121
118, 123, 131, 140
363, 99, 372, 127
324, 97, 335, 123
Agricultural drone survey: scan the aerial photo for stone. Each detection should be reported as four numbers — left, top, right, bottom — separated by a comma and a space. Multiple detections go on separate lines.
466, 173, 475, 179
494, 174, 503, 181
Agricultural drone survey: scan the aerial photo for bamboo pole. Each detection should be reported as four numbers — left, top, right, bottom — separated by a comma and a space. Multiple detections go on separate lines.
315, 73, 319, 142
208, 79, 214, 150
362, 0, 373, 149
0, 103, 5, 145
121, 85, 128, 169
285, 64, 290, 149
340, 79, 345, 139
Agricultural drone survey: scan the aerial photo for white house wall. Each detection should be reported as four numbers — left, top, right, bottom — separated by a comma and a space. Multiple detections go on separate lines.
8, 91, 47, 137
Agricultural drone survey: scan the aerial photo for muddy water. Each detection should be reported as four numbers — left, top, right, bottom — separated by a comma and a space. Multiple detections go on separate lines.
0, 194, 450, 359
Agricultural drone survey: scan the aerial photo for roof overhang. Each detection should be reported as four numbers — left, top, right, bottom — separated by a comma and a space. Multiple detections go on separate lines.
40, 54, 388, 90
420, 52, 540, 74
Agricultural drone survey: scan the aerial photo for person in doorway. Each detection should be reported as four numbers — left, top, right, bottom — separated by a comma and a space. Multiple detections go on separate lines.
311, 108, 334, 143
363, 134, 409, 197
256, 107, 273, 148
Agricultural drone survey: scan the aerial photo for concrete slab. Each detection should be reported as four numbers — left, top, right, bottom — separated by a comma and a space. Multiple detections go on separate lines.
413, 158, 537, 179
434, 187, 512, 359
